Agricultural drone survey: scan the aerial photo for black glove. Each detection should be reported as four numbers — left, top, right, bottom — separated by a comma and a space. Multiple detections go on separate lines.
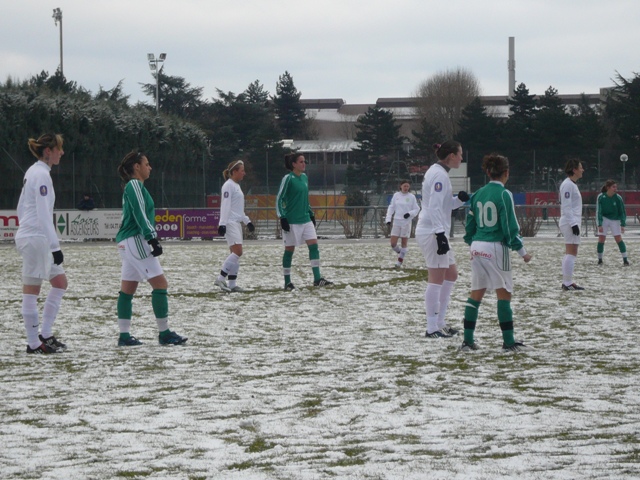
310, 214, 316, 227
572, 225, 580, 236
218, 225, 226, 236
52, 250, 64, 265
148, 238, 163, 257
280, 218, 290, 232
457, 191, 470, 202
435, 232, 450, 255
247, 222, 255, 233
403, 213, 410, 219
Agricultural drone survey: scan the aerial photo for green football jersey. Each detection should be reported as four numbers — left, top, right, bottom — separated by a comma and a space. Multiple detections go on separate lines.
464, 181, 524, 252
596, 192, 626, 226
276, 172, 313, 224
116, 179, 157, 243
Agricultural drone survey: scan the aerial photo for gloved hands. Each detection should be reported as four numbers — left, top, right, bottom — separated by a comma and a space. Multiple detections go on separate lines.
457, 191, 470, 202
280, 218, 290, 232
52, 250, 64, 265
247, 222, 255, 233
310, 214, 316, 227
218, 225, 226, 236
572, 225, 580, 236
148, 238, 163, 257
403, 213, 410, 219
435, 232, 450, 255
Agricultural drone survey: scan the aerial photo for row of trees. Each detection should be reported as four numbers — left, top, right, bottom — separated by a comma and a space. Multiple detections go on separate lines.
0, 69, 309, 208
348, 69, 640, 191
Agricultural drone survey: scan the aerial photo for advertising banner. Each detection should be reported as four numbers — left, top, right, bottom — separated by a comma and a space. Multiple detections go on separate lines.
154, 208, 220, 239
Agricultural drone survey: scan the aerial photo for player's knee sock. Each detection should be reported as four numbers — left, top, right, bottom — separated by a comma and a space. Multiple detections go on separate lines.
399, 248, 407, 261
225, 253, 240, 287
308, 243, 321, 281
391, 244, 401, 254
597, 242, 604, 259
497, 299, 515, 346
618, 241, 627, 258
562, 254, 576, 285
41, 287, 65, 338
283, 250, 294, 285
151, 289, 169, 332
117, 291, 134, 337
463, 298, 481, 345
437, 280, 455, 329
425, 283, 441, 334
22, 293, 40, 349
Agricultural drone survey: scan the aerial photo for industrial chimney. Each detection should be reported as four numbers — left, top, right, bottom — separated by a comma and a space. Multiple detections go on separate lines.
508, 37, 516, 96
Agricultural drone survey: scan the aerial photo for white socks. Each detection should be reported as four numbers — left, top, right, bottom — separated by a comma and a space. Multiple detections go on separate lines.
562, 254, 576, 285
437, 280, 455, 329
41, 287, 66, 338
22, 294, 40, 349
425, 283, 441, 334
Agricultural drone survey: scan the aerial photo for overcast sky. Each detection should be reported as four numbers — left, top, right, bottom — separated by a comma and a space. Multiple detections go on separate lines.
1, 0, 638, 107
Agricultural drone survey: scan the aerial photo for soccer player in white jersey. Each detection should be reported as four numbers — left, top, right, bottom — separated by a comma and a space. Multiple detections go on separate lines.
461, 154, 532, 352
385, 180, 420, 268
596, 179, 629, 266
214, 160, 254, 292
415, 141, 469, 338
15, 134, 68, 354
115, 151, 187, 347
559, 158, 585, 291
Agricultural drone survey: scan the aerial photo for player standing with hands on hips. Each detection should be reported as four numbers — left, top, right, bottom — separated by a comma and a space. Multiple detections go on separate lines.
559, 158, 585, 291
115, 151, 187, 346
15, 134, 68, 354
416, 141, 469, 338
276, 152, 333, 290
385, 180, 420, 268
460, 154, 532, 352
214, 160, 254, 292
596, 179, 629, 266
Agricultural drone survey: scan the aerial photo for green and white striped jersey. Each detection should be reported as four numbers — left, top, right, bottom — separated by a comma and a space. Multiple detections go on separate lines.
116, 179, 157, 243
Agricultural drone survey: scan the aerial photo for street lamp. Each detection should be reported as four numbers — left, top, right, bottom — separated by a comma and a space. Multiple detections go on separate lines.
147, 53, 166, 113
52, 8, 63, 76
620, 153, 628, 189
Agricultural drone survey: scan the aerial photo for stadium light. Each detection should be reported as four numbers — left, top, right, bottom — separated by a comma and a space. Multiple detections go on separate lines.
147, 53, 167, 114
52, 8, 63, 77
620, 153, 629, 188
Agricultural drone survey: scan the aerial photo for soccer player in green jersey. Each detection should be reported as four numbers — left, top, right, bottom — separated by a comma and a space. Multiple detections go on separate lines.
596, 179, 629, 266
115, 151, 187, 347
276, 152, 333, 290
461, 154, 532, 352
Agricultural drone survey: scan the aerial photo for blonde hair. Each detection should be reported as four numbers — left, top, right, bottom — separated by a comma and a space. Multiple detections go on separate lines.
223, 160, 244, 180
28, 133, 63, 159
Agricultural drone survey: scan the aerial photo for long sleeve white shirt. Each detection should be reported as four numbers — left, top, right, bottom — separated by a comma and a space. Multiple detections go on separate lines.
385, 191, 420, 225
415, 163, 464, 236
219, 178, 250, 226
15, 160, 60, 251
559, 177, 582, 227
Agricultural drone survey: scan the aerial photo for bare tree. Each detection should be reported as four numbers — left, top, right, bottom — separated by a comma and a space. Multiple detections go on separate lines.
413, 67, 481, 139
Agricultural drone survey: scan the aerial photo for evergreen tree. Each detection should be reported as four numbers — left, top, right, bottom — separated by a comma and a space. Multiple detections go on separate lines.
456, 97, 501, 157
141, 72, 203, 119
352, 106, 405, 191
605, 72, 640, 150
571, 94, 606, 151
410, 118, 444, 163
535, 86, 577, 153
505, 82, 538, 150
272, 71, 306, 138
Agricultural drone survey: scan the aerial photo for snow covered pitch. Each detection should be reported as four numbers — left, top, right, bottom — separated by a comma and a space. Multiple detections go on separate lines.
1, 238, 638, 479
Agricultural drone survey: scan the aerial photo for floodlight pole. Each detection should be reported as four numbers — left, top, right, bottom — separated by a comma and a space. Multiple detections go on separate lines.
147, 53, 166, 114
52, 8, 63, 76
620, 153, 629, 189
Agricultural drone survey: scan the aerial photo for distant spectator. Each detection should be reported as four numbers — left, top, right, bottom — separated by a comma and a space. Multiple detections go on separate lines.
77, 193, 95, 211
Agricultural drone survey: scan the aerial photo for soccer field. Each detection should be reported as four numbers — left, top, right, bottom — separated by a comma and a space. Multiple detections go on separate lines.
1, 238, 639, 479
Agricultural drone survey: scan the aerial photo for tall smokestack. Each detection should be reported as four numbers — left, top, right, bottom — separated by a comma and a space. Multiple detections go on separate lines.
508, 37, 516, 96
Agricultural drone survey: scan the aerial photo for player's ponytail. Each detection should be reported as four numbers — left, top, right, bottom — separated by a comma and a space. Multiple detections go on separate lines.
28, 133, 63, 159
284, 152, 302, 171
434, 140, 461, 161
481, 153, 509, 179
601, 179, 616, 193
223, 160, 244, 180
118, 150, 144, 183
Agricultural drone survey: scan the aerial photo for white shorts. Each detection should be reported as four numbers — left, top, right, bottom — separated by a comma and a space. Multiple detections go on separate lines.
599, 218, 623, 237
223, 221, 243, 246
16, 236, 65, 285
118, 235, 164, 282
416, 233, 456, 269
390, 221, 411, 238
469, 241, 513, 293
560, 223, 581, 245
283, 221, 317, 247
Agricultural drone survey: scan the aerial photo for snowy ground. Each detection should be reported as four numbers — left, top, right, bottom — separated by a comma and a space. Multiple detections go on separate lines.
1, 238, 639, 480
